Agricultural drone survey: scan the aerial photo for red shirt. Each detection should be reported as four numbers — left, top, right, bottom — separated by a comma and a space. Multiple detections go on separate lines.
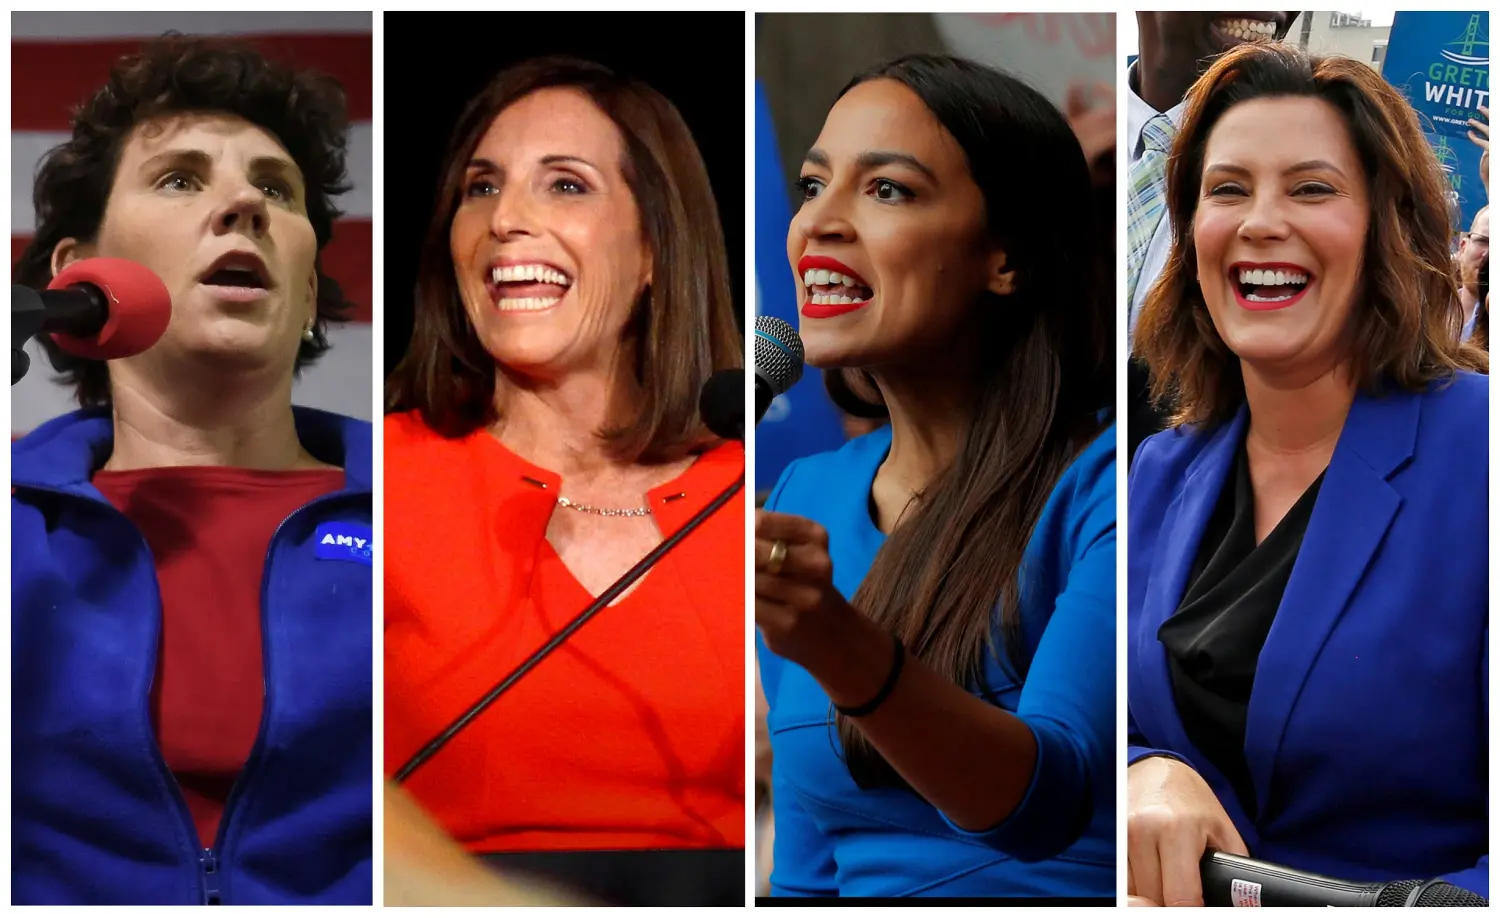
94, 466, 345, 848
384, 413, 746, 853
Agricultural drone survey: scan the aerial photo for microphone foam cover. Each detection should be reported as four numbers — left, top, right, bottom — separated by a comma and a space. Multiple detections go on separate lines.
753, 315, 805, 396
699, 368, 746, 440
49, 257, 172, 360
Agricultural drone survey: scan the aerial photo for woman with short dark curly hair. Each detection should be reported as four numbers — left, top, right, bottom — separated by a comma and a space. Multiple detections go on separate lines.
11, 34, 372, 906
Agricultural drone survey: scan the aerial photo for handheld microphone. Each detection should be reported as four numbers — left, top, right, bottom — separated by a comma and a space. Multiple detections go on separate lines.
752, 315, 804, 426
12, 258, 172, 384
394, 376, 747, 784
1201, 851, 1488, 907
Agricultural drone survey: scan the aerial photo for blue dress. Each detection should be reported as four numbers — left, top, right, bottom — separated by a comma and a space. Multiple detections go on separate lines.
758, 422, 1117, 897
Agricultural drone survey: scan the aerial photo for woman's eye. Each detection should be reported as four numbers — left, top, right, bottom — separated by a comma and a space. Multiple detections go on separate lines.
1294, 182, 1336, 196
465, 178, 498, 197
159, 172, 199, 192
551, 177, 587, 194
259, 180, 294, 201
1206, 182, 1246, 197
870, 179, 913, 202
795, 176, 823, 201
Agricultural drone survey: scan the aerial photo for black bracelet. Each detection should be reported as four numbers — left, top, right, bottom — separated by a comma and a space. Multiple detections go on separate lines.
835, 634, 906, 718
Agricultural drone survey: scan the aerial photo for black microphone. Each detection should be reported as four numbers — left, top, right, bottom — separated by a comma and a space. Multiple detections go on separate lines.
753, 315, 804, 426
393, 376, 746, 784
699, 368, 746, 440
1201, 851, 1488, 907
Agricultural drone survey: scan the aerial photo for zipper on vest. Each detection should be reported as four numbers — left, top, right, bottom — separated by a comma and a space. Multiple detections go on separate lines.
16, 482, 365, 904
200, 848, 222, 905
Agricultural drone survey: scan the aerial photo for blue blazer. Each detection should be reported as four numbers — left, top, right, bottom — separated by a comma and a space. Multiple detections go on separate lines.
1128, 374, 1488, 896
12, 408, 374, 905
760, 423, 1116, 897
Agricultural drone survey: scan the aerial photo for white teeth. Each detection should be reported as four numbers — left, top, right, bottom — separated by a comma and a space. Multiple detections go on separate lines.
491, 264, 571, 286
829, 271, 845, 285
1244, 292, 1296, 303
497, 296, 561, 311
1220, 17, 1275, 38
815, 269, 831, 285
803, 269, 816, 286
1238, 267, 1308, 285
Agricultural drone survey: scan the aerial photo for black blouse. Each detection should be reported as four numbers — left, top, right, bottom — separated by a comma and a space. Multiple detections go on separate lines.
1157, 444, 1325, 816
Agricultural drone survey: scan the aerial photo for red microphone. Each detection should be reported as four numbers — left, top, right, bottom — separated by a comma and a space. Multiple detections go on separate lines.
45, 258, 172, 360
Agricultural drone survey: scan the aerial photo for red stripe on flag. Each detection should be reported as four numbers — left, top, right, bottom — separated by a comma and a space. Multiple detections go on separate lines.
12, 33, 372, 131
12, 217, 371, 324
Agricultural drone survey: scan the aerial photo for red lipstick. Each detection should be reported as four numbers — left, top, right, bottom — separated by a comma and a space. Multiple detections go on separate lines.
796, 254, 873, 319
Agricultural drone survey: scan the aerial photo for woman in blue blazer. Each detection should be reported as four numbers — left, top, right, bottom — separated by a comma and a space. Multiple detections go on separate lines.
754, 55, 1116, 898
1128, 44, 1487, 906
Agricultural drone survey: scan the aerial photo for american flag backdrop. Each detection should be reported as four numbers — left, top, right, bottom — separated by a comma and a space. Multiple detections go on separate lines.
11, 11, 374, 435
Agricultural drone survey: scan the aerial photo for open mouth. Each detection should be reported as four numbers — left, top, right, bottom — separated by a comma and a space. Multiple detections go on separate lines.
200, 252, 271, 301
487, 262, 573, 312
798, 255, 874, 318
1232, 263, 1312, 310
1210, 13, 1282, 48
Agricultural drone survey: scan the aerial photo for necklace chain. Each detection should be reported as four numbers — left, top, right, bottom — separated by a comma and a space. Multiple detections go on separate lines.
555, 495, 653, 517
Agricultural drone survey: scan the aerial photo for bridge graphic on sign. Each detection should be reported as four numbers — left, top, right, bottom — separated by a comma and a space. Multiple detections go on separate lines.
1440, 14, 1488, 66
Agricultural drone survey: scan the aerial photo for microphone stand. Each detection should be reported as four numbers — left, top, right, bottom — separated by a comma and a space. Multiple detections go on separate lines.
12, 286, 48, 385
394, 472, 746, 784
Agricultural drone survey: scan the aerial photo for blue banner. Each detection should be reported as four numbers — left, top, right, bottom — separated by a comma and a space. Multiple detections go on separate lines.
754, 81, 845, 494
1382, 11, 1489, 232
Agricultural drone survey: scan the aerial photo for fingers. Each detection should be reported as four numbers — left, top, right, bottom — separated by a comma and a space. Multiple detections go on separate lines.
1127, 896, 1161, 907
1126, 817, 1165, 908
753, 537, 834, 582
755, 573, 825, 611
1210, 820, 1251, 858
755, 510, 830, 549
1157, 828, 1206, 907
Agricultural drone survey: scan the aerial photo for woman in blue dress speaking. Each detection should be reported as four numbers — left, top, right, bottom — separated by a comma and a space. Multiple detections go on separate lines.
754, 54, 1116, 898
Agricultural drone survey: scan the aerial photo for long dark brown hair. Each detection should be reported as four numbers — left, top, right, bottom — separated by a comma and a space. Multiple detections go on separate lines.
385, 56, 742, 463
825, 55, 1112, 789
1135, 42, 1487, 428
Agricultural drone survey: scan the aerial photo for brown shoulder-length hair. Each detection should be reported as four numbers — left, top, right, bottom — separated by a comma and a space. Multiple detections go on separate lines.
14, 33, 354, 408
820, 56, 1112, 794
1135, 42, 1487, 428
385, 56, 742, 463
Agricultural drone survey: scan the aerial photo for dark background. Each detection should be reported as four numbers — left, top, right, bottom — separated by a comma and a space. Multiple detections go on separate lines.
382, 12, 746, 380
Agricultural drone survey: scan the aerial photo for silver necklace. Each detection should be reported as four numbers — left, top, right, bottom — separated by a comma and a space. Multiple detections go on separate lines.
555, 496, 653, 517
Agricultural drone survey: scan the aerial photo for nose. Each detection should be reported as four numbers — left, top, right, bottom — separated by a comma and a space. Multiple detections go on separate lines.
213, 181, 270, 237
792, 184, 857, 247
490, 183, 538, 240
1237, 188, 1290, 244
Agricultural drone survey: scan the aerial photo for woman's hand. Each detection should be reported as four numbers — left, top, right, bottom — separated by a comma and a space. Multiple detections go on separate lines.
1127, 756, 1248, 907
754, 510, 857, 667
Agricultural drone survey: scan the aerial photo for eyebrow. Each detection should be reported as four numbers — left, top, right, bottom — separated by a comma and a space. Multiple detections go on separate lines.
138, 149, 305, 188
467, 154, 600, 171
803, 147, 938, 183
1204, 159, 1349, 179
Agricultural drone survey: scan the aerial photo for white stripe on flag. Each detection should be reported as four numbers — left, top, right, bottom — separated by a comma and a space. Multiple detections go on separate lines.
12, 11, 372, 40
12, 122, 375, 233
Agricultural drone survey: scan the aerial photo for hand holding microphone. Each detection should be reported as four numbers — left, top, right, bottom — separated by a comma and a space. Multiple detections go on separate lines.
1127, 754, 1249, 906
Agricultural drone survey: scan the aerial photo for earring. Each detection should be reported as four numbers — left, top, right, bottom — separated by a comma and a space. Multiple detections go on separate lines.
302, 318, 316, 342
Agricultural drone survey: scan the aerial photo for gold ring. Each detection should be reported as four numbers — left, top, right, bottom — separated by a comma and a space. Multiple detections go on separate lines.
767, 540, 788, 575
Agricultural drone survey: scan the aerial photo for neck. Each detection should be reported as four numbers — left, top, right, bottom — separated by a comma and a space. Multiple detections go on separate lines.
105, 364, 312, 471
1134, 45, 1196, 115
493, 363, 639, 478
1460, 288, 1479, 323
1241, 359, 1356, 457
870, 363, 977, 493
